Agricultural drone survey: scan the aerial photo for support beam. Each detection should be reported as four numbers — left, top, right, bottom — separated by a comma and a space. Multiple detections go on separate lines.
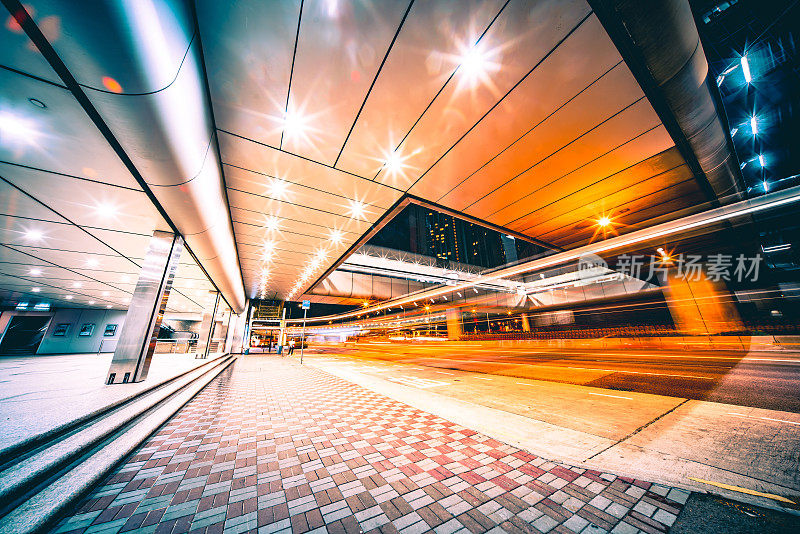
197, 291, 220, 359
106, 231, 182, 384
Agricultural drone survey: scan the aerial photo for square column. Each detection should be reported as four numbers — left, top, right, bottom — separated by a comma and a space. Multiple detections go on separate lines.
196, 291, 220, 359
106, 231, 183, 384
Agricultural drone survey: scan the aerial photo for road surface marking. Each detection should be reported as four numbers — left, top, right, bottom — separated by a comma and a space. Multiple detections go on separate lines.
387, 376, 449, 389
564, 366, 714, 380
515, 382, 540, 386
435, 371, 454, 375
728, 413, 800, 426
474, 377, 492, 380
587, 391, 633, 400
687, 477, 797, 504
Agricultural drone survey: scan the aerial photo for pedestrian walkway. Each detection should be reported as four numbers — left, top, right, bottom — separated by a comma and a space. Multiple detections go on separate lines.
53, 356, 688, 534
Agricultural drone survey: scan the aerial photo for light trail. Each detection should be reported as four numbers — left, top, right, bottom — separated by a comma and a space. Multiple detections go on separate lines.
289, 185, 800, 325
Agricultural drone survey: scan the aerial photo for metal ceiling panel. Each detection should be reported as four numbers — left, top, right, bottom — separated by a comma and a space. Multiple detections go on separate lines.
463, 98, 666, 218
0, 179, 63, 222
218, 132, 403, 209
282, 0, 411, 164
0, 69, 141, 189
195, 0, 301, 148
0, 162, 166, 234
334, 0, 506, 177
0, 215, 120, 256
410, 33, 630, 203
373, 0, 593, 189
499, 131, 685, 230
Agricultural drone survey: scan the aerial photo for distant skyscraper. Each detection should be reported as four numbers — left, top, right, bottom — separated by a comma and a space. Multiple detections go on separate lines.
368, 204, 546, 268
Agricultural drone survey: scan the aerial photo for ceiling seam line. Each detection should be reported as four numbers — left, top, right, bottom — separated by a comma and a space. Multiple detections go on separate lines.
227, 187, 385, 218
231, 210, 361, 233
217, 128, 405, 192
0, 243, 137, 300
333, 0, 415, 167
405, 10, 595, 192
0, 174, 144, 269
188, 0, 248, 309
222, 161, 393, 203
369, 0, 515, 182
536, 183, 704, 243
280, 0, 305, 151
0, 271, 130, 305
463, 95, 648, 211
514, 162, 691, 234
488, 122, 665, 223
0, 63, 67, 88
436, 60, 625, 203
77, 31, 197, 97
1, 0, 235, 312
0, 160, 143, 191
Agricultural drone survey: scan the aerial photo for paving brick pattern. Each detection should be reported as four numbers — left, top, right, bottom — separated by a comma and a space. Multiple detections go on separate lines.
53, 356, 688, 534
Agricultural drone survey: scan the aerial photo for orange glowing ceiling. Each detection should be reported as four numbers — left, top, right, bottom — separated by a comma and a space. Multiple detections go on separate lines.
195, 0, 707, 300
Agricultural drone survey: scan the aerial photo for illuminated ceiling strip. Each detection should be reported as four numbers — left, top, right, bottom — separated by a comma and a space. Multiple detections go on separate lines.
288, 185, 800, 324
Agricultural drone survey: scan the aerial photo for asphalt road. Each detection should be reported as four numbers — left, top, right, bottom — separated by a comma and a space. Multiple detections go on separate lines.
309, 342, 800, 413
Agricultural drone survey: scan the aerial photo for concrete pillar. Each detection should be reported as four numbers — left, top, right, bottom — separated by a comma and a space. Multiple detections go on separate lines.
446, 308, 462, 340
196, 291, 220, 358
106, 231, 182, 384
664, 272, 743, 335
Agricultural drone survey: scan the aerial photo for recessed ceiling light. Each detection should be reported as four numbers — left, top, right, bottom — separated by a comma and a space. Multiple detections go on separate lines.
89, 300, 95, 305
282, 109, 308, 140
24, 229, 44, 241
72, 282, 83, 288
268, 178, 289, 200
87, 258, 99, 268
95, 203, 117, 218
65, 295, 73, 300
31, 287, 40, 292
455, 40, 501, 90
0, 111, 38, 144
263, 216, 280, 232
106, 305, 112, 309
348, 200, 366, 220
329, 229, 343, 244
29, 268, 42, 276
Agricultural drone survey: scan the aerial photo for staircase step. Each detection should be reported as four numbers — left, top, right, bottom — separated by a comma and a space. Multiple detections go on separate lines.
0, 355, 236, 534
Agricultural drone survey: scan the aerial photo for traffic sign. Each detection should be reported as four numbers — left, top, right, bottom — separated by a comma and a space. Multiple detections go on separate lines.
301, 300, 310, 310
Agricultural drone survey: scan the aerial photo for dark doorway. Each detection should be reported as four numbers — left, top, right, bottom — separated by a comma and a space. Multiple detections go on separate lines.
0, 316, 51, 355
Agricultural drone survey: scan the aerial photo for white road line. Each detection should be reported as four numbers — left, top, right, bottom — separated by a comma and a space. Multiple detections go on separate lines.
515, 382, 540, 386
587, 391, 633, 400
435, 371, 454, 375
474, 377, 492, 380
387, 376, 449, 389
728, 413, 800, 425
564, 366, 714, 380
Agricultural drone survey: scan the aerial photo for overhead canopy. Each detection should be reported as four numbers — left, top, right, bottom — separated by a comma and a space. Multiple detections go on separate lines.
0, 0, 740, 310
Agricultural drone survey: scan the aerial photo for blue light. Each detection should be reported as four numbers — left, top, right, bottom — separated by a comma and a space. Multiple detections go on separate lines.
741, 55, 752, 83
750, 116, 758, 135
758, 154, 765, 167
763, 181, 769, 192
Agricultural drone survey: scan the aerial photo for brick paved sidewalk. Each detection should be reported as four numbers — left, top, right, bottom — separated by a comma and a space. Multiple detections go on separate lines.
53, 356, 688, 534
